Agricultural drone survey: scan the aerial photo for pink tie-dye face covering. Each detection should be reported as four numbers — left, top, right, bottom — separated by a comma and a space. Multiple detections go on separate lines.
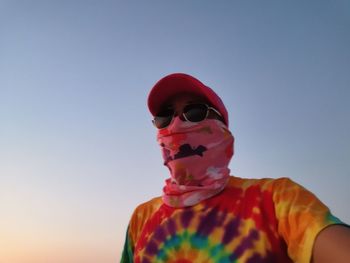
157, 117, 234, 207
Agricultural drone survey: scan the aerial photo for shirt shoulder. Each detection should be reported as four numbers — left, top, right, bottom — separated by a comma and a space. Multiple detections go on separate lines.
133, 196, 163, 216
227, 175, 293, 191
128, 196, 163, 244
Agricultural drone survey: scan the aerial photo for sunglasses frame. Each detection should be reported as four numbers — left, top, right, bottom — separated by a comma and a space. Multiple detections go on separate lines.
152, 103, 223, 129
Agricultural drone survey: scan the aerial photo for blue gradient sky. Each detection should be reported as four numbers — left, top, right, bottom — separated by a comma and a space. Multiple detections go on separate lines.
1, 1, 349, 262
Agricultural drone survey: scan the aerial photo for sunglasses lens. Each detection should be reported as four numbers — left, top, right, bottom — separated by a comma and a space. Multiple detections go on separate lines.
183, 104, 208, 122
153, 108, 174, 128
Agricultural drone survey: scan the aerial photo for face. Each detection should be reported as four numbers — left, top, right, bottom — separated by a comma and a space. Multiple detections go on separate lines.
152, 92, 224, 129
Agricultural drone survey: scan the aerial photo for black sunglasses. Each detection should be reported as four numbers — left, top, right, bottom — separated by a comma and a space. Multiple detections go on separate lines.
152, 103, 222, 129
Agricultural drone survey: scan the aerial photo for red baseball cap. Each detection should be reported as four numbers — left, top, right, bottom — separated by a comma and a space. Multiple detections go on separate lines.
147, 73, 229, 126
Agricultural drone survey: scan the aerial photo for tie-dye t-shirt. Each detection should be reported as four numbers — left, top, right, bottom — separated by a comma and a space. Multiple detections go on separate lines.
121, 176, 342, 263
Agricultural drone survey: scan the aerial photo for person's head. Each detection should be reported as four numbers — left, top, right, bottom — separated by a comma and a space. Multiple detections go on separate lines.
147, 73, 229, 129
147, 73, 234, 207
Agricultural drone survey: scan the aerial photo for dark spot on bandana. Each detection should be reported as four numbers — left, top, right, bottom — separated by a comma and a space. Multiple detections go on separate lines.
173, 144, 207, 160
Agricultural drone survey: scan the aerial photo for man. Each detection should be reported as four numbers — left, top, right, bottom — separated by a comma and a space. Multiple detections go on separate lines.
121, 73, 350, 262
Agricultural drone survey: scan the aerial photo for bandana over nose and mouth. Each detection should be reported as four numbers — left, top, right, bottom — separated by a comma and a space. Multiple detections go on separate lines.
157, 117, 234, 207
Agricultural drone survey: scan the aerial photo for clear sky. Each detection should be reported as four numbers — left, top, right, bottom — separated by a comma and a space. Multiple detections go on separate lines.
1, 1, 349, 262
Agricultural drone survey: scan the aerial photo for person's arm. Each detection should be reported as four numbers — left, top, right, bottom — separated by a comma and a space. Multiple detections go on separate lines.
312, 225, 350, 263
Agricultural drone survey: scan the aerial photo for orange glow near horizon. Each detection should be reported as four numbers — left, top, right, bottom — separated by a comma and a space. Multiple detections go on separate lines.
1, 227, 121, 263
0, 203, 123, 263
